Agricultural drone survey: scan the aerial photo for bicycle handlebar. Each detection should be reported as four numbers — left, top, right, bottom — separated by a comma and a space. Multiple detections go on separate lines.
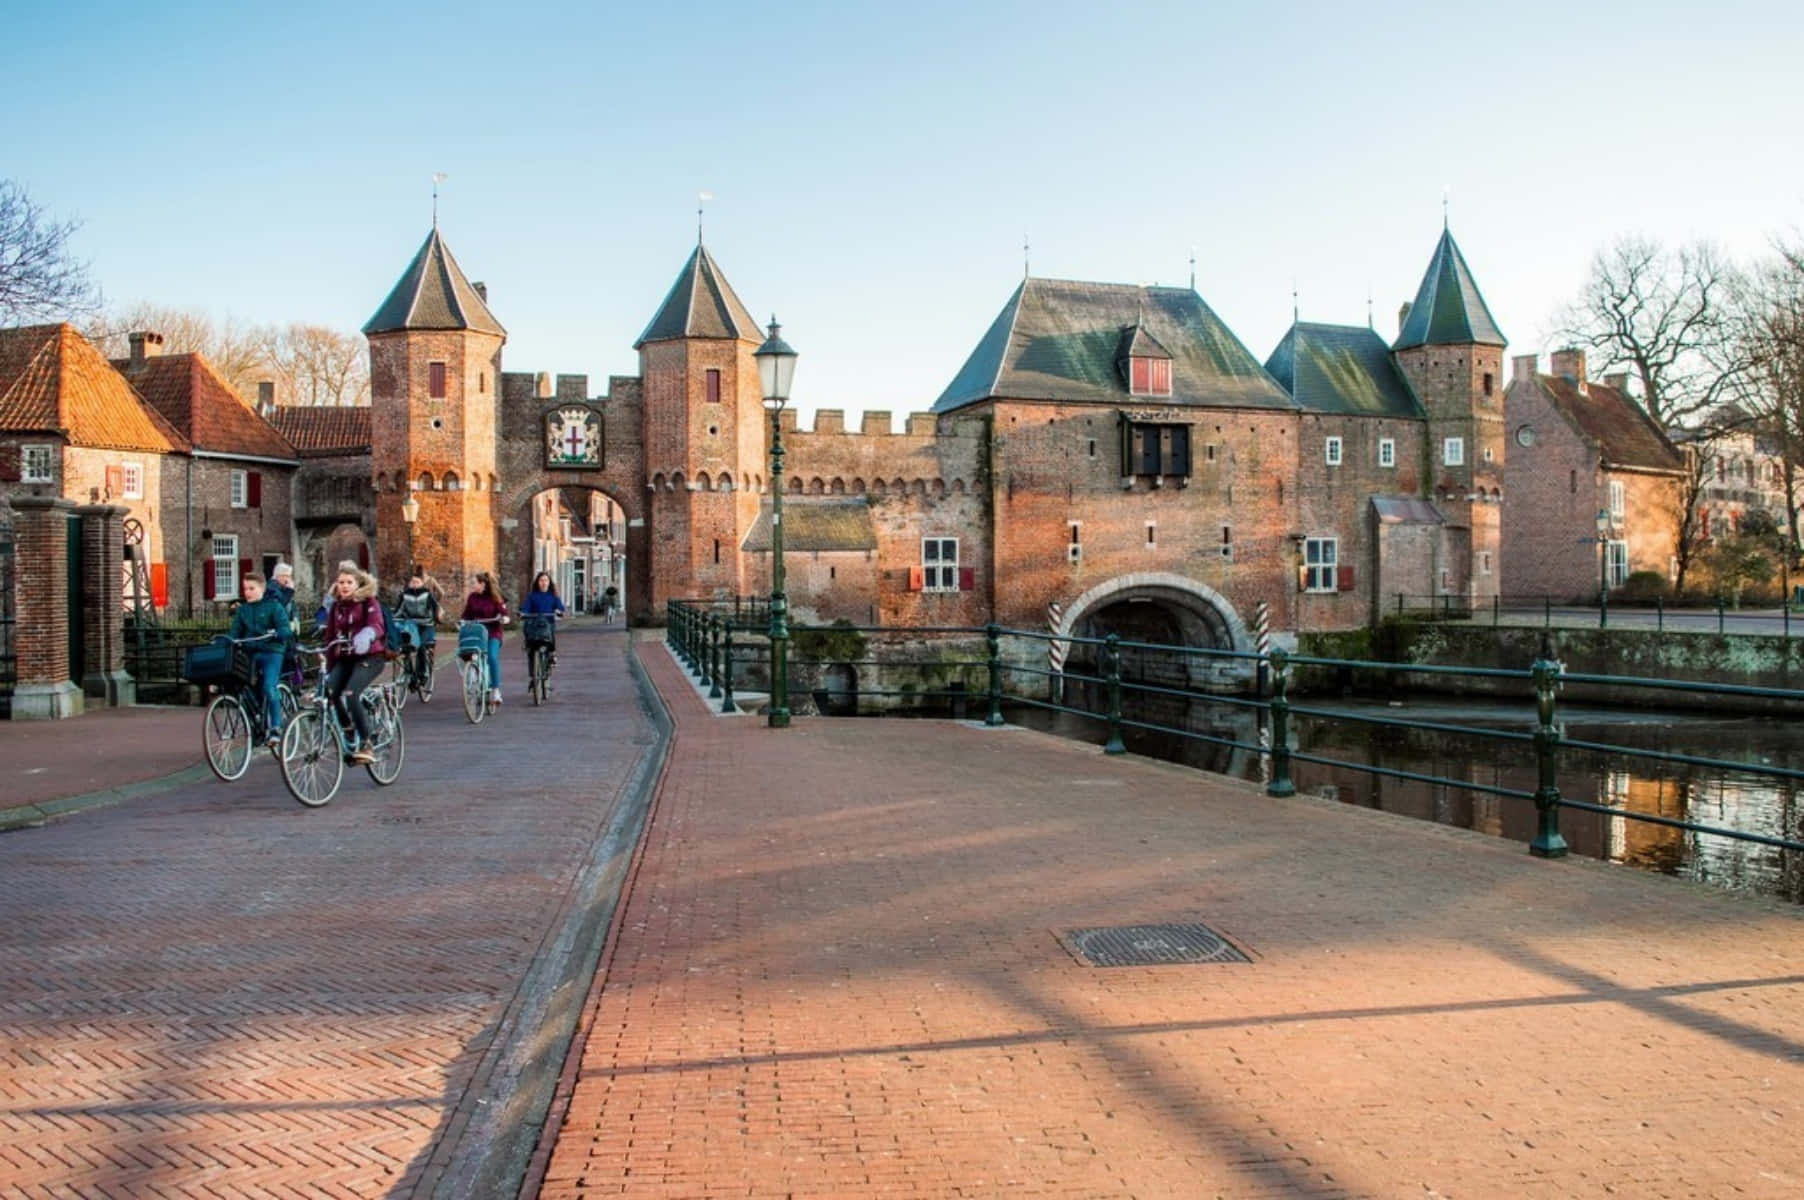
225, 631, 279, 645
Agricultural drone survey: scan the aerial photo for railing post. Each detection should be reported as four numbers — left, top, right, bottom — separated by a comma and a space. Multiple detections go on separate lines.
1599, 588, 1608, 630
1529, 649, 1569, 858
1718, 596, 1726, 634
1102, 633, 1126, 754
1266, 648, 1295, 797
707, 615, 723, 698
720, 624, 736, 713
666, 600, 675, 650
1657, 595, 1664, 632
1544, 595, 1551, 628
1493, 594, 1500, 627
984, 623, 1005, 727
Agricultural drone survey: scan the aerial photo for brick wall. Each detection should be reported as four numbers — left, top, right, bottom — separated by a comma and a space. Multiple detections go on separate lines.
156, 455, 297, 614
1394, 342, 1505, 603
1502, 375, 1605, 600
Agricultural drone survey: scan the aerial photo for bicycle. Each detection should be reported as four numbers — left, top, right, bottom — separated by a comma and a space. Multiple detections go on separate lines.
187, 632, 300, 782
388, 619, 437, 708
457, 616, 505, 724
522, 613, 561, 706
279, 640, 406, 807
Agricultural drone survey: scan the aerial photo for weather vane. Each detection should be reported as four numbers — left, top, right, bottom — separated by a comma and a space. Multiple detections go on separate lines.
698, 191, 713, 243
432, 172, 448, 227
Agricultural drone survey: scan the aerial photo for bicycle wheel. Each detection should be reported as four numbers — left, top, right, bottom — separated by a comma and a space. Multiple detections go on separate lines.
389, 654, 410, 712
366, 698, 405, 785
203, 693, 253, 781
417, 650, 435, 704
277, 683, 300, 725
531, 648, 544, 706
462, 657, 487, 724
279, 709, 344, 808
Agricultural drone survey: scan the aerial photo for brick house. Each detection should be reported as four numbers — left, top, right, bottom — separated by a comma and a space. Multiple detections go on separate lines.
113, 332, 300, 615
264, 404, 373, 608
1502, 348, 1686, 599
0, 322, 187, 565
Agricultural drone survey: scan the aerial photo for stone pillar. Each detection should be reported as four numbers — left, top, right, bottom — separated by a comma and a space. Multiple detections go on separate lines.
9, 496, 82, 719
76, 503, 133, 706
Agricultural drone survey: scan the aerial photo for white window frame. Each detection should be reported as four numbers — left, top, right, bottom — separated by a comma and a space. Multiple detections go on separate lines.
1607, 539, 1629, 587
1443, 437, 1465, 467
121, 460, 143, 500
22, 443, 54, 483
211, 534, 240, 600
230, 469, 248, 508
922, 536, 958, 592
1303, 536, 1338, 593
1609, 479, 1626, 521
1324, 436, 1342, 466
1378, 438, 1395, 468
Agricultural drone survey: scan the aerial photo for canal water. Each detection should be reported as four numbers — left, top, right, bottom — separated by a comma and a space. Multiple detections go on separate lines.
1011, 688, 1804, 905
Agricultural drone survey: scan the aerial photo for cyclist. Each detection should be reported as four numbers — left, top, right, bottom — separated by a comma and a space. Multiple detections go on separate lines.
268, 562, 297, 618
459, 571, 510, 709
394, 569, 442, 685
229, 571, 295, 746
320, 560, 387, 765
520, 570, 567, 691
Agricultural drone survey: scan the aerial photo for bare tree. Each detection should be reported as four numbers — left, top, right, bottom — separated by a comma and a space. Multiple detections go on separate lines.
0, 180, 103, 323
1665, 424, 1730, 597
1737, 238, 1804, 560
1556, 236, 1750, 431
256, 323, 370, 407
86, 302, 269, 400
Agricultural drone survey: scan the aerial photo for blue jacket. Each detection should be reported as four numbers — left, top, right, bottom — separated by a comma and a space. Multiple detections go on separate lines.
521, 589, 566, 616
229, 594, 294, 652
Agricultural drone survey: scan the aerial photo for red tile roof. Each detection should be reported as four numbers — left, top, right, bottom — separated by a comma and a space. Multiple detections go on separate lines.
1539, 374, 1685, 473
265, 405, 372, 457
113, 353, 297, 462
0, 324, 187, 452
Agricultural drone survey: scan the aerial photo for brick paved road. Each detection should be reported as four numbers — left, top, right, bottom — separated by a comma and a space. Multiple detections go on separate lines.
540, 643, 1804, 1199
0, 620, 660, 1197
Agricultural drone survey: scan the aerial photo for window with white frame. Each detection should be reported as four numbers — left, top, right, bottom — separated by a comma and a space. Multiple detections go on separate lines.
1443, 437, 1465, 466
1303, 536, 1337, 592
230, 469, 248, 508
922, 537, 958, 591
1607, 540, 1629, 586
22, 444, 54, 483
211, 534, 239, 600
1378, 438, 1395, 468
1324, 436, 1342, 466
1609, 479, 1625, 520
121, 461, 143, 499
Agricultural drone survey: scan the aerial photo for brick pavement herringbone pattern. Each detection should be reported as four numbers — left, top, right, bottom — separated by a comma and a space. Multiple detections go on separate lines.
0, 622, 654, 1197
541, 644, 1804, 1198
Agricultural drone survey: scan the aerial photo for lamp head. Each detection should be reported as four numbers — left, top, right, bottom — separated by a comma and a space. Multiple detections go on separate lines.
401, 494, 421, 523
1596, 508, 1609, 533
754, 316, 797, 409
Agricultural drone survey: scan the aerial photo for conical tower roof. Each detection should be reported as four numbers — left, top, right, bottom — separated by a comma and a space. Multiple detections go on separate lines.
1393, 227, 1505, 350
634, 244, 761, 348
362, 228, 505, 337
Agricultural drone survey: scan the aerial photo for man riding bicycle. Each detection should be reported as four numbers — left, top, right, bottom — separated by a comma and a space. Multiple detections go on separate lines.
394, 569, 442, 685
229, 571, 295, 746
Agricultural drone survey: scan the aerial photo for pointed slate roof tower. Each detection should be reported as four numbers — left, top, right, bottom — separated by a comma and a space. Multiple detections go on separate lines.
1392, 227, 1505, 350
634, 244, 763, 347
362, 228, 505, 337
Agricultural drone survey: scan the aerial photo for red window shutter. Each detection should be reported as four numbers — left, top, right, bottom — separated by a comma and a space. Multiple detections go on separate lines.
958, 567, 975, 591
706, 369, 721, 405
1151, 359, 1171, 395
428, 362, 447, 398
1130, 357, 1149, 393
357, 542, 370, 570
908, 566, 924, 591
106, 464, 123, 494
1337, 564, 1356, 592
248, 471, 262, 507
0, 445, 17, 482
150, 563, 169, 608
239, 559, 253, 597
203, 559, 217, 600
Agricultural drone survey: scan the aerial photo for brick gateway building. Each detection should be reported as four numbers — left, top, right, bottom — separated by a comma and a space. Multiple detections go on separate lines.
363, 224, 1505, 666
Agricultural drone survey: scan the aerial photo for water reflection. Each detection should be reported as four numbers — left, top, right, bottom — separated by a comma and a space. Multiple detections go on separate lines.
1012, 684, 1804, 905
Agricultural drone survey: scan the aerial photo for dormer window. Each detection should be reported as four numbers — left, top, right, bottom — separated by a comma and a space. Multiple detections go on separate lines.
1117, 323, 1174, 397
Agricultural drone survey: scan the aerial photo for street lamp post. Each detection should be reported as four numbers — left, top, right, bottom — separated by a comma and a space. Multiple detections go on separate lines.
754, 318, 798, 729
400, 490, 420, 582
1596, 508, 1611, 627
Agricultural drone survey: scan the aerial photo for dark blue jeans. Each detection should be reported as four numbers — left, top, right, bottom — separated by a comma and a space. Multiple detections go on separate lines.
251, 649, 285, 737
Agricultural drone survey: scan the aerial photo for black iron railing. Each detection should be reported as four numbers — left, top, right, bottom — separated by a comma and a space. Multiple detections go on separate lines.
1400, 592, 1798, 635
667, 600, 1804, 870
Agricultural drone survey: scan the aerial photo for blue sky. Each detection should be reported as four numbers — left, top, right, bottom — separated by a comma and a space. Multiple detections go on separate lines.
8, 0, 1803, 421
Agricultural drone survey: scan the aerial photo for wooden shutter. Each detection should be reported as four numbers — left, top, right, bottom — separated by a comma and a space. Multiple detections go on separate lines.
247, 471, 262, 508
1130, 358, 1150, 394
239, 558, 253, 595
357, 542, 370, 569
150, 563, 168, 608
428, 362, 447, 398
1169, 425, 1190, 476
1151, 359, 1171, 395
1337, 564, 1356, 592
0, 445, 17, 482
908, 566, 924, 591
958, 567, 975, 591
706, 369, 721, 405
105, 465, 124, 494
203, 559, 216, 600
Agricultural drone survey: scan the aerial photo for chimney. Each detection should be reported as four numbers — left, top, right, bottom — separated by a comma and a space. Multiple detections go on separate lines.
257, 380, 276, 414
127, 330, 164, 369
1550, 347, 1587, 387
1603, 371, 1630, 395
472, 281, 488, 303
1397, 301, 1412, 336
1512, 353, 1539, 382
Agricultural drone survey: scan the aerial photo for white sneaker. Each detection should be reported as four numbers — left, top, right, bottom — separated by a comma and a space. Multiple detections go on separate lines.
490, 689, 502, 707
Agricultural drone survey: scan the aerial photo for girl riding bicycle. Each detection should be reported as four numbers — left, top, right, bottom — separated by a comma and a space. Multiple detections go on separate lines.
394, 569, 442, 684
321, 561, 387, 765
460, 571, 509, 709
520, 571, 566, 690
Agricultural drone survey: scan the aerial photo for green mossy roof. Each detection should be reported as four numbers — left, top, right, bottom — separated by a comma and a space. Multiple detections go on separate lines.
1265, 322, 1423, 418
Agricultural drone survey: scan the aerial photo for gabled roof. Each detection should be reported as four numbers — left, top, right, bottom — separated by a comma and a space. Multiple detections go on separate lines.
362, 228, 506, 337
1265, 322, 1423, 418
1116, 323, 1172, 362
113, 353, 297, 462
1371, 496, 1445, 525
933, 278, 1294, 414
1533, 374, 1685, 474
741, 497, 877, 553
1393, 227, 1506, 350
0, 324, 187, 453
264, 405, 372, 457
635, 244, 762, 348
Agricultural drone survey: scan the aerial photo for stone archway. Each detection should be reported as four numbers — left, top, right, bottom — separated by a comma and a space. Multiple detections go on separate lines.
1055, 572, 1253, 692
498, 479, 644, 622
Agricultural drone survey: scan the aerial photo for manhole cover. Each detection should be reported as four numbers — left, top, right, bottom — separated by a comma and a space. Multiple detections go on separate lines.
1060, 923, 1250, 967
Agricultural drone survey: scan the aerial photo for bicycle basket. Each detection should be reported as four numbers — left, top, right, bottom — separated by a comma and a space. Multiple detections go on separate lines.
457, 622, 488, 658
521, 615, 555, 644
180, 638, 236, 686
